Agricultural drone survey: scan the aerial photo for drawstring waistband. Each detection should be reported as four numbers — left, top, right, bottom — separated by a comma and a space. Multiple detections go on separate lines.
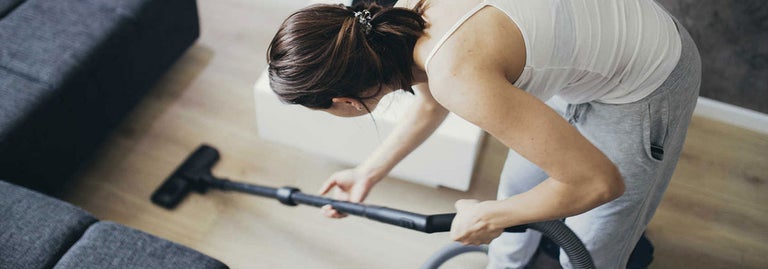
566, 103, 591, 124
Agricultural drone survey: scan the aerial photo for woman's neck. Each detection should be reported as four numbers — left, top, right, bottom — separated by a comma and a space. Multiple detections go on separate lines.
412, 66, 429, 84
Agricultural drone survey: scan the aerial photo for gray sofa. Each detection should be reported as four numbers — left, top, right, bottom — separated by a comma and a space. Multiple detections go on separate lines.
0, 0, 200, 194
1, 0, 229, 267
0, 180, 228, 269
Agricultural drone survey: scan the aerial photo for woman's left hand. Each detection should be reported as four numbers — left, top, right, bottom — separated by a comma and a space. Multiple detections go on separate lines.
450, 199, 505, 245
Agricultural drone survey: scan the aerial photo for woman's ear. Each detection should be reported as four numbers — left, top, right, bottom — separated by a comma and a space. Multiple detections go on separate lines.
331, 97, 364, 111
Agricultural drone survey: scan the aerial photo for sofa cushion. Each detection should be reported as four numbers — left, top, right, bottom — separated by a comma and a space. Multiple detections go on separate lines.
0, 0, 133, 144
0, 0, 198, 86
53, 222, 229, 269
0, 180, 97, 269
0, 0, 134, 87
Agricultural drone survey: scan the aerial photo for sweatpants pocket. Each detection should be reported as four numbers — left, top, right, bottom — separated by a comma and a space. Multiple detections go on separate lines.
643, 93, 670, 162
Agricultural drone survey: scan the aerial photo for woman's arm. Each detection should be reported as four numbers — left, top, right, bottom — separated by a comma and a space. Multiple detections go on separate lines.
425, 19, 625, 244
432, 67, 625, 244
318, 82, 450, 218
357, 82, 449, 184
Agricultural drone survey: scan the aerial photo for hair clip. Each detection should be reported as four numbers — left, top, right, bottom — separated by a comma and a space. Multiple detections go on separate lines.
354, 9, 373, 35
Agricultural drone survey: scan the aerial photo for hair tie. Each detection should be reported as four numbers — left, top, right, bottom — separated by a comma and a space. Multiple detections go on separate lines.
354, 9, 373, 35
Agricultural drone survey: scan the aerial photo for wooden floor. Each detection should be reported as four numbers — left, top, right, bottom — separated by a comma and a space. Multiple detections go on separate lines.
59, 1, 768, 268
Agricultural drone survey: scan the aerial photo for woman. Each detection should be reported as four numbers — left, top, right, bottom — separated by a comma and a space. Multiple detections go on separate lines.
266, 0, 700, 268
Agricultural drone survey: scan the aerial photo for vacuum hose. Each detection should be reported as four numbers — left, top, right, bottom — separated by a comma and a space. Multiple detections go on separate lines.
420, 220, 593, 269
528, 221, 593, 268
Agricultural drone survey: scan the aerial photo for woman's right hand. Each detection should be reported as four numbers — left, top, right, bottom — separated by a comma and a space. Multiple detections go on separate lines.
318, 168, 379, 219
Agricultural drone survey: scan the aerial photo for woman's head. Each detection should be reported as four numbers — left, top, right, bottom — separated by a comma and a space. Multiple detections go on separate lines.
267, 1, 427, 115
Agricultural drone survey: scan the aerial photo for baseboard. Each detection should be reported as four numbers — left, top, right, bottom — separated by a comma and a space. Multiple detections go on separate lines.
694, 97, 768, 134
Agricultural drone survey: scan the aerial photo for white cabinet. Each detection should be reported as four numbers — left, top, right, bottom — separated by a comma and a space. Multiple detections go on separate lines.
253, 70, 483, 191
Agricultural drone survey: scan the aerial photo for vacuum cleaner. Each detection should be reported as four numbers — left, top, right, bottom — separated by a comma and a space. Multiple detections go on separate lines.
151, 144, 595, 269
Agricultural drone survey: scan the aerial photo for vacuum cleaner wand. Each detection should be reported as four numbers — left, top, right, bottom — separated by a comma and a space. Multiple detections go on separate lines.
151, 145, 594, 269
150, 144, 525, 234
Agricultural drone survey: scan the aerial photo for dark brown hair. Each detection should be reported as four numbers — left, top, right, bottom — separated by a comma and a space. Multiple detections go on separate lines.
267, 1, 427, 109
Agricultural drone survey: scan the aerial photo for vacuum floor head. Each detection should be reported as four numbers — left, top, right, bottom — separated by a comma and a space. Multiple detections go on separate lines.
150, 144, 220, 209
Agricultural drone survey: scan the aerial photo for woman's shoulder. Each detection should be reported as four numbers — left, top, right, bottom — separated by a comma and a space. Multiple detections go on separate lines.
414, 1, 526, 84
411, 0, 477, 70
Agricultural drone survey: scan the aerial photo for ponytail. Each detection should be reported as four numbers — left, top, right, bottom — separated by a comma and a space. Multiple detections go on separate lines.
267, 1, 428, 109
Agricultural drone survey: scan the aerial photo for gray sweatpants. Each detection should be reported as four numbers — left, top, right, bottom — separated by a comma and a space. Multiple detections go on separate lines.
487, 20, 701, 269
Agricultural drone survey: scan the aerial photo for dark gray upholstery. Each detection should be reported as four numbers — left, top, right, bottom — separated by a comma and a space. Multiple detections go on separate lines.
0, 180, 228, 268
0, 0, 200, 194
54, 222, 228, 269
0, 0, 24, 18
0, 68, 49, 137
0, 180, 97, 269
0, 0, 125, 86
0, 0, 224, 266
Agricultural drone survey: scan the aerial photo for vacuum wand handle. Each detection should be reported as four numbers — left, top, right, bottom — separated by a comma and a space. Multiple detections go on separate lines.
210, 181, 528, 234
424, 213, 527, 233
275, 186, 528, 234
289, 190, 433, 233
